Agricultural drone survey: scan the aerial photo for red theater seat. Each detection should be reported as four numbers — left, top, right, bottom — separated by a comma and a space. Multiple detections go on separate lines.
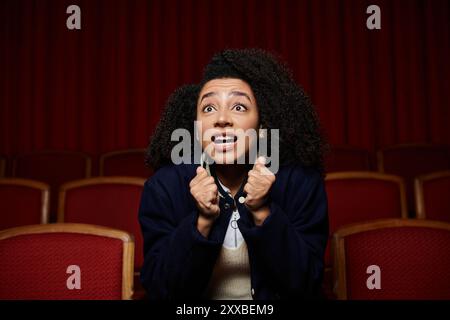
332, 219, 450, 300
323, 172, 407, 299
57, 177, 145, 273
415, 171, 450, 222
12, 151, 92, 221
0, 223, 134, 299
378, 144, 450, 214
325, 172, 408, 263
0, 179, 50, 230
325, 146, 372, 172
99, 149, 152, 178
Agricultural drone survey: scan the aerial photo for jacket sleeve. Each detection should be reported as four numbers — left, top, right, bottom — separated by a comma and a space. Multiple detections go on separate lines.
138, 175, 222, 300
238, 167, 328, 298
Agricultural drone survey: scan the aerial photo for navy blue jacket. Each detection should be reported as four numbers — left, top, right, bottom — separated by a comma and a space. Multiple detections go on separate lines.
139, 162, 328, 300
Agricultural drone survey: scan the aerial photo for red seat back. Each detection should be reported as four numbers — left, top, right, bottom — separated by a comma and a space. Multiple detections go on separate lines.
0, 223, 134, 299
325, 146, 372, 172
333, 219, 450, 299
100, 149, 152, 178
0, 179, 49, 230
415, 171, 450, 222
378, 144, 450, 212
58, 177, 144, 270
13, 151, 91, 220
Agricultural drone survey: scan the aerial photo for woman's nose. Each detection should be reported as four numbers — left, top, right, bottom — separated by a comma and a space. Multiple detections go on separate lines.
214, 109, 233, 128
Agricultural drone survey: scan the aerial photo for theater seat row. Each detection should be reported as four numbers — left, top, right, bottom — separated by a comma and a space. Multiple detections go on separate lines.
0, 177, 145, 285
1, 170, 449, 264
2, 219, 450, 300
323, 171, 450, 300
0, 176, 147, 299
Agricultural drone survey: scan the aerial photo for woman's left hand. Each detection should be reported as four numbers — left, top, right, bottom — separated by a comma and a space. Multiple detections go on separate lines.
243, 156, 276, 223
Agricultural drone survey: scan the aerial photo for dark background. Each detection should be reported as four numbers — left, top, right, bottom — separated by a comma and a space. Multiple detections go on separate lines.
1, 0, 449, 157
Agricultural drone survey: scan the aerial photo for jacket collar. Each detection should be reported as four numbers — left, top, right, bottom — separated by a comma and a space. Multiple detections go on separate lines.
209, 162, 250, 202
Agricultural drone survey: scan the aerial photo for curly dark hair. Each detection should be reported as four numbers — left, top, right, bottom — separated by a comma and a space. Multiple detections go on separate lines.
146, 48, 327, 174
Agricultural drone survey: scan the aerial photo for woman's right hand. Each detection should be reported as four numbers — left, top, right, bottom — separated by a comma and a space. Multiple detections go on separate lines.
189, 166, 220, 220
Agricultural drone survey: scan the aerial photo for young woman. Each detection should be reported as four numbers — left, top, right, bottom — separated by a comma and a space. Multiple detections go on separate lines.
139, 49, 328, 300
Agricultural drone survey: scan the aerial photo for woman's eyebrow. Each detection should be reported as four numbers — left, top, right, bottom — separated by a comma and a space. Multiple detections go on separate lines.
229, 91, 252, 102
200, 92, 216, 103
199, 90, 252, 103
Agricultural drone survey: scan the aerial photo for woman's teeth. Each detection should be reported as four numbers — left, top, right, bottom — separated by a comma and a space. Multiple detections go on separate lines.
212, 136, 238, 144
215, 138, 234, 144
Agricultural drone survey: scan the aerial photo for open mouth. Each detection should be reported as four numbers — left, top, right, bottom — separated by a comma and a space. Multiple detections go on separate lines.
211, 133, 238, 152
211, 134, 238, 144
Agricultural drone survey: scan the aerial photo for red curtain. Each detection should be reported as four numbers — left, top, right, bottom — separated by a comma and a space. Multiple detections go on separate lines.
1, 0, 449, 157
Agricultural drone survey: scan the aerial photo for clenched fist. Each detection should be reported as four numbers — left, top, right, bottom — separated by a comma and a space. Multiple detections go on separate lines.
190, 166, 220, 220
244, 156, 276, 225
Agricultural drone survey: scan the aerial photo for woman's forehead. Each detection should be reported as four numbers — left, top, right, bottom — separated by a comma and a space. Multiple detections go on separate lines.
200, 78, 253, 94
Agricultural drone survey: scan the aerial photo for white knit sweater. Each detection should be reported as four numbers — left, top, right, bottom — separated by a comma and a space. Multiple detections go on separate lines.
205, 242, 253, 300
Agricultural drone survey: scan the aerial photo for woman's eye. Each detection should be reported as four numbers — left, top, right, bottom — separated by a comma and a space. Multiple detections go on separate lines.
233, 104, 247, 112
203, 105, 215, 113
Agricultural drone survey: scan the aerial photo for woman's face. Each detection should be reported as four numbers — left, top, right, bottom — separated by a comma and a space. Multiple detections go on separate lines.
196, 78, 259, 164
